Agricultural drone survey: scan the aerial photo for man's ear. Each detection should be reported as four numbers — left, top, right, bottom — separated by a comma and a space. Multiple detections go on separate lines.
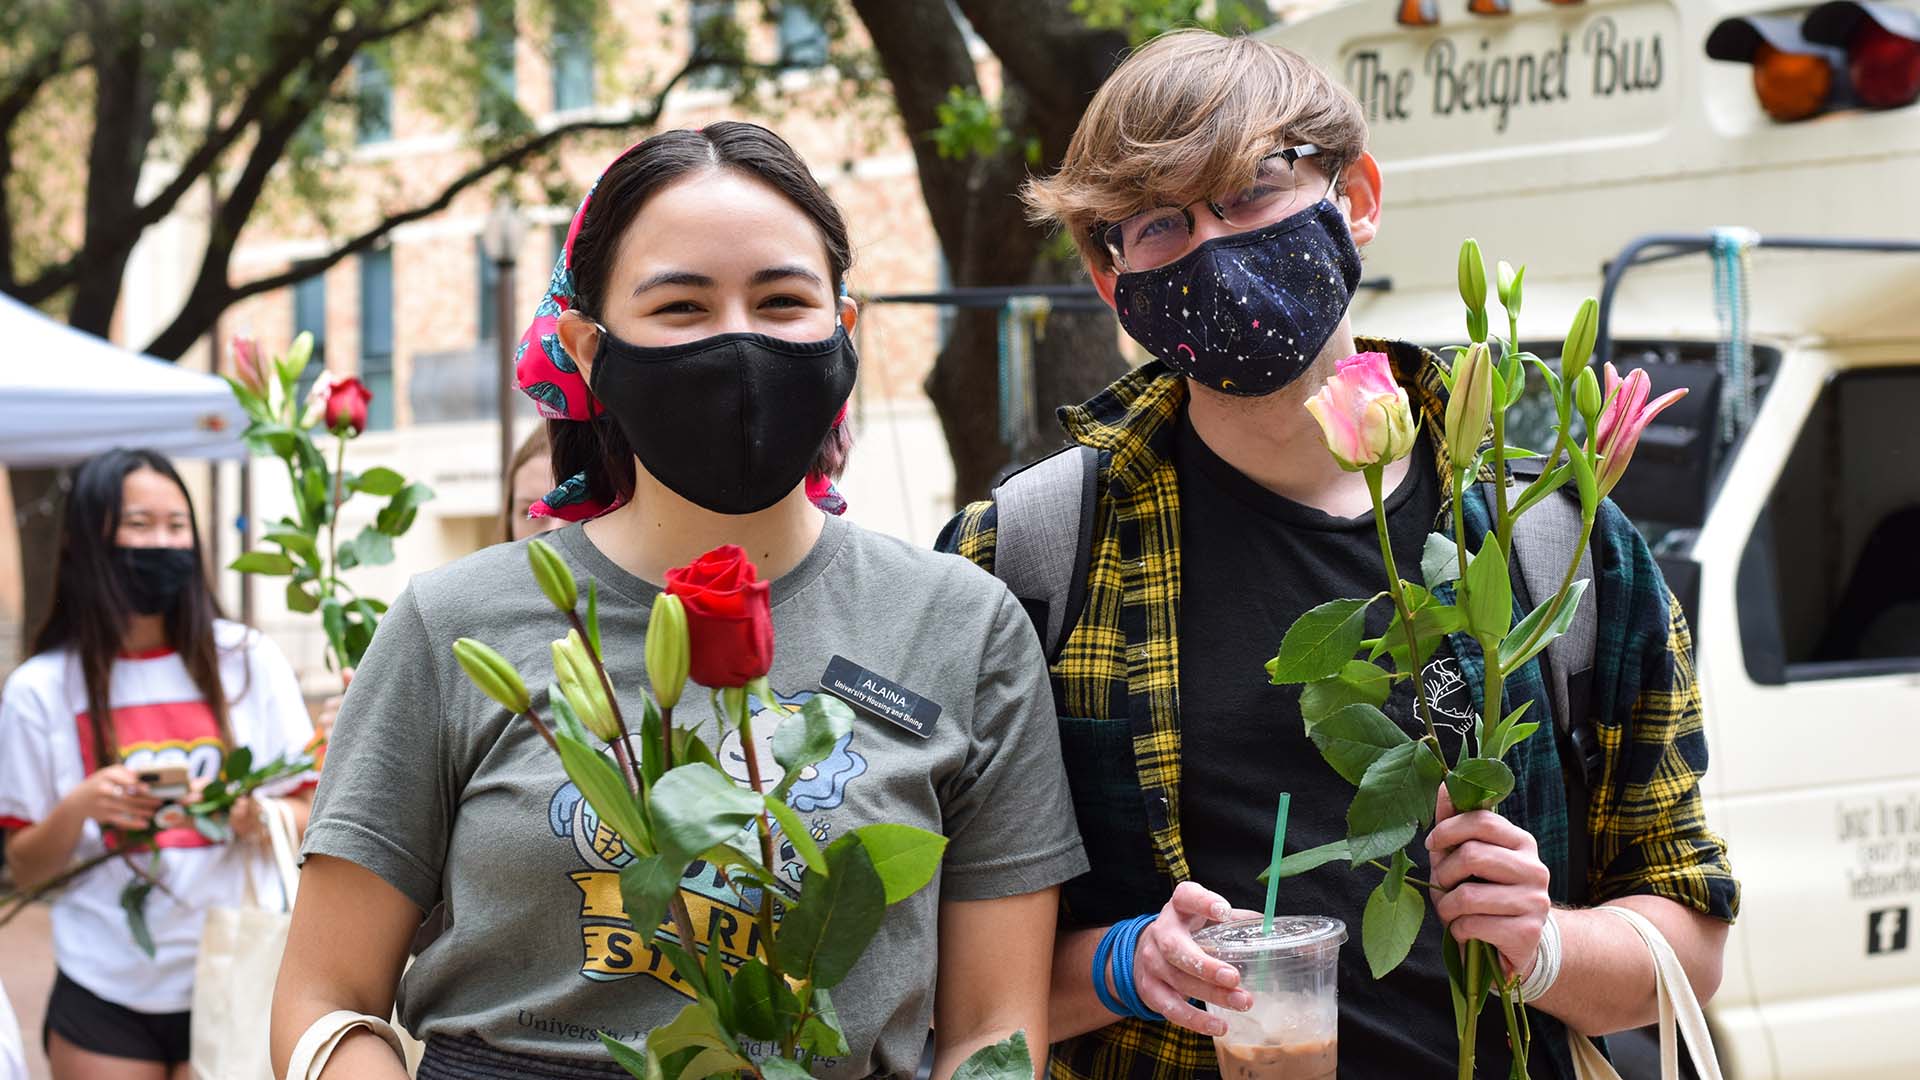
1088, 258, 1119, 310
839, 295, 859, 336
1341, 151, 1385, 249
555, 310, 602, 385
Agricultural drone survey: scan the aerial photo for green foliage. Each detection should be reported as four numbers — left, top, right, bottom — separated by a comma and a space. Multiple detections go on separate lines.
1267, 597, 1377, 685
1072, 0, 1273, 44
932, 86, 1016, 162
848, 823, 949, 904
770, 694, 855, 797
1299, 660, 1393, 728
774, 835, 887, 989
953, 1032, 1033, 1080
1362, 871, 1425, 978
1308, 703, 1410, 786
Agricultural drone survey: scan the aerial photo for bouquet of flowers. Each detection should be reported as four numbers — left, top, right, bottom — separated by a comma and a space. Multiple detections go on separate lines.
1265, 240, 1684, 1079
454, 541, 1033, 1079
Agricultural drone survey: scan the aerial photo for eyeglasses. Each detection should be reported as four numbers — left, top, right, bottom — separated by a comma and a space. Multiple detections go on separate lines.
1095, 144, 1332, 273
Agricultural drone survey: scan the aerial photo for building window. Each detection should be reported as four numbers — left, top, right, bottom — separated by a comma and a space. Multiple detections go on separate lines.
551, 26, 593, 111
479, 1, 517, 100
477, 237, 501, 345
292, 267, 327, 400
354, 54, 392, 144
688, 0, 735, 89
360, 248, 395, 431
778, 3, 828, 68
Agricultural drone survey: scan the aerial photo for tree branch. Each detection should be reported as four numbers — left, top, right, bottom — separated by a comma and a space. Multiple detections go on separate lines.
0, 43, 76, 292
953, 0, 1128, 123
142, 59, 729, 358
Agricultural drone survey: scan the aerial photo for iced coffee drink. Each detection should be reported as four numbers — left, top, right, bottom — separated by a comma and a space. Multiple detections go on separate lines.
1194, 917, 1345, 1080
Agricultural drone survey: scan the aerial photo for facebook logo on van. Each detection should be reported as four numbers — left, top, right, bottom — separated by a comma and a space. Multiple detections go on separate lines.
1868, 908, 1909, 956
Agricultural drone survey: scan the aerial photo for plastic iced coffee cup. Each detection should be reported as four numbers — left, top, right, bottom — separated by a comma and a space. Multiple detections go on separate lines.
1193, 916, 1346, 1080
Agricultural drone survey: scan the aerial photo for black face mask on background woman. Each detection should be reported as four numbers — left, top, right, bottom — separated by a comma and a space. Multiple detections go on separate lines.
587, 324, 859, 516
115, 546, 200, 615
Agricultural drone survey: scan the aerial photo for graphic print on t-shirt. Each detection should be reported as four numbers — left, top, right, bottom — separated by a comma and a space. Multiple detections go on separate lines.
547, 685, 869, 994
77, 700, 224, 850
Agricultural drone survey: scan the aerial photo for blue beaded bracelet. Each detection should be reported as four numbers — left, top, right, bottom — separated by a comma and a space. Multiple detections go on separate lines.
1092, 915, 1166, 1022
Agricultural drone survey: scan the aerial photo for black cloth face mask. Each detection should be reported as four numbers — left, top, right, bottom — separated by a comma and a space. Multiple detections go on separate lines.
588, 325, 858, 516
1112, 199, 1364, 397
115, 546, 199, 615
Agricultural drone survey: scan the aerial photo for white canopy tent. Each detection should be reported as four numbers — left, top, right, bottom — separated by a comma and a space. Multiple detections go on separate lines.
0, 291, 247, 467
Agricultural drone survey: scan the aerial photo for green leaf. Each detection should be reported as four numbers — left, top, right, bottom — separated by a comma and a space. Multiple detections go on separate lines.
771, 694, 855, 792
1481, 700, 1535, 760
375, 482, 435, 536
120, 880, 157, 957
650, 765, 764, 865
264, 528, 321, 569
765, 796, 827, 878
1422, 532, 1462, 589
678, 1045, 753, 1080
644, 1004, 735, 1058
1260, 838, 1349, 881
1497, 579, 1591, 671
1443, 934, 1471, 1041
320, 598, 348, 669
640, 699, 665, 789
759, 1059, 813, 1080
285, 581, 320, 614
1371, 603, 1467, 672
618, 854, 683, 942
231, 551, 295, 576
224, 746, 254, 781
952, 1031, 1033, 1080
348, 526, 395, 568
1445, 758, 1516, 813
554, 729, 652, 856
730, 958, 799, 1042
1308, 703, 1411, 785
1299, 661, 1392, 729
850, 823, 948, 905
351, 466, 406, 497
1500, 721, 1541, 754
775, 835, 886, 988
799, 988, 850, 1057
598, 1034, 654, 1080
1349, 742, 1445, 837
1347, 820, 1418, 865
1362, 875, 1425, 979
1383, 848, 1413, 897
586, 580, 602, 659
1267, 598, 1375, 684
1462, 538, 1513, 641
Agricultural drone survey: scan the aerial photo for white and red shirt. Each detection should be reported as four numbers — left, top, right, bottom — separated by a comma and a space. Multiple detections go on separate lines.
0, 621, 314, 1013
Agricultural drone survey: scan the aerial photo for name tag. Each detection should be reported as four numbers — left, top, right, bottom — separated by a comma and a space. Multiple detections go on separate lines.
820, 656, 941, 739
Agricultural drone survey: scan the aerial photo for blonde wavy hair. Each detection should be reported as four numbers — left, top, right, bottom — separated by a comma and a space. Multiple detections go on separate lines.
1023, 29, 1369, 271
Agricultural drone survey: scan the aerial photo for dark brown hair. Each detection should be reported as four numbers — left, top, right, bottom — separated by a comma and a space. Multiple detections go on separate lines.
499, 424, 551, 543
31, 449, 237, 769
552, 121, 856, 511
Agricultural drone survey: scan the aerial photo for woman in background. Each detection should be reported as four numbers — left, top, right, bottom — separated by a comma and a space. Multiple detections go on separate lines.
0, 448, 315, 1080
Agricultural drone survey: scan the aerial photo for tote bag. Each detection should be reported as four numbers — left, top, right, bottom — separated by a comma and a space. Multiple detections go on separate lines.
191, 796, 301, 1080
1569, 906, 1727, 1080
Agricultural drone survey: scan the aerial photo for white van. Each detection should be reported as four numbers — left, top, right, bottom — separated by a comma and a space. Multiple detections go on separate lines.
1266, 2, 1920, 1078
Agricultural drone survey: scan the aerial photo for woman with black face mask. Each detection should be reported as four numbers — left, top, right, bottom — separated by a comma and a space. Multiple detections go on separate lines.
0, 448, 316, 1080
273, 122, 1085, 1080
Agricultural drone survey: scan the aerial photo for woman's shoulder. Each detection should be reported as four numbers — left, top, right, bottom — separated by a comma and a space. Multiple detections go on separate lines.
397, 537, 551, 626
833, 520, 1020, 611
1, 648, 73, 711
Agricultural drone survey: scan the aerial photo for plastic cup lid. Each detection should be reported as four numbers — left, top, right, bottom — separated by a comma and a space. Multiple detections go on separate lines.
1194, 915, 1348, 960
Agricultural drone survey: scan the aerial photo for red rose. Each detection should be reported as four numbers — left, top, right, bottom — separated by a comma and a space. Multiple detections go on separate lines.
324, 375, 373, 435
664, 545, 774, 689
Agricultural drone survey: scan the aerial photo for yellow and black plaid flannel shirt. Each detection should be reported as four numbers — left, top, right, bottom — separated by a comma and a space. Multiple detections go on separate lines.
937, 338, 1738, 1080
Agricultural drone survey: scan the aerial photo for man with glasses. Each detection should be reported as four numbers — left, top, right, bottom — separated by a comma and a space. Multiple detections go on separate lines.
939, 28, 1736, 1079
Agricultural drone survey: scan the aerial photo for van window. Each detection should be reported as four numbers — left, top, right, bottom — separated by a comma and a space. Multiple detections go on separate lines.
1739, 366, 1920, 684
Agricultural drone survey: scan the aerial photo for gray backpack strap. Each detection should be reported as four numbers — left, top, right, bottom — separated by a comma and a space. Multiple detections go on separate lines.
1503, 475, 1601, 904
991, 445, 1100, 662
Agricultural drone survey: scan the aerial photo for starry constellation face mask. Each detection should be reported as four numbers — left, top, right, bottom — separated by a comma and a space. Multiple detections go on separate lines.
1112, 199, 1363, 397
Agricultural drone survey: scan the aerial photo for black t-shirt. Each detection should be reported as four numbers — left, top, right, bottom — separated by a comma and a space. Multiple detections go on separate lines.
1175, 408, 1549, 1077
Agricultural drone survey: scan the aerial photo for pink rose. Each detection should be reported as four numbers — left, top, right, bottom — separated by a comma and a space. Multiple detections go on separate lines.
1305, 352, 1419, 472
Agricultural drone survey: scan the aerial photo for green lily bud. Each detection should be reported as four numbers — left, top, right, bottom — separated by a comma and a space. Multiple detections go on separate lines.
528, 538, 578, 614
552, 630, 619, 742
1458, 239, 1487, 314
453, 638, 531, 714
1444, 342, 1494, 469
279, 331, 314, 385
1574, 364, 1602, 426
646, 593, 689, 710
1562, 297, 1600, 373
1498, 261, 1524, 319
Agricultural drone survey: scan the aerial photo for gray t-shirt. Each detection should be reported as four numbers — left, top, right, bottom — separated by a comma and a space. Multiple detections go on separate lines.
303, 513, 1087, 1075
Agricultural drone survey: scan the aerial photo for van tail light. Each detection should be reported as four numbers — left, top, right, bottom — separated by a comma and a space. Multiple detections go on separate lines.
1804, 2, 1920, 110
1707, 14, 1856, 122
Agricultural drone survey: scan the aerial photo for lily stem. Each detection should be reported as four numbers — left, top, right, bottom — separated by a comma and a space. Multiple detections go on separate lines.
1367, 465, 1439, 746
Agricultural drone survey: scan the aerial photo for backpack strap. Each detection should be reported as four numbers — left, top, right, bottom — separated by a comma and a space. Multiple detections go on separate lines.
1499, 472, 1601, 904
991, 445, 1100, 663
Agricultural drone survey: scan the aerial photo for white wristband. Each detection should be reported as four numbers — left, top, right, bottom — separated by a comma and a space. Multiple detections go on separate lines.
1517, 908, 1563, 1003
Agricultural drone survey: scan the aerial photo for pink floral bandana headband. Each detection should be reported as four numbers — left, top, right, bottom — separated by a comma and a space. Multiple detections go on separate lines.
514, 145, 849, 522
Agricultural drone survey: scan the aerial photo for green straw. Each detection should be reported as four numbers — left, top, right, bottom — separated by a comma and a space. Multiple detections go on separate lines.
1263, 792, 1291, 934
